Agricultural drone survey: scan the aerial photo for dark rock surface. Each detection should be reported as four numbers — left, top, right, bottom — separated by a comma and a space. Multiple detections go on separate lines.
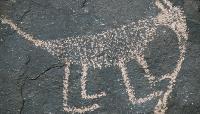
0, 0, 200, 114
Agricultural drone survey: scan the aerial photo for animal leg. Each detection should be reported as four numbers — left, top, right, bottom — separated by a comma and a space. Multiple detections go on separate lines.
63, 60, 100, 113
135, 54, 156, 84
80, 63, 106, 99
118, 58, 162, 104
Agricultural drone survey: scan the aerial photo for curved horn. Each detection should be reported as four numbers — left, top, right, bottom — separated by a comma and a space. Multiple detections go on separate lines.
0, 17, 47, 47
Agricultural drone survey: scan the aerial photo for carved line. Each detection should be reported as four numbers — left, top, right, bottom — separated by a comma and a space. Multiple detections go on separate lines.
0, 0, 188, 113
63, 60, 101, 113
81, 62, 106, 99
118, 58, 162, 104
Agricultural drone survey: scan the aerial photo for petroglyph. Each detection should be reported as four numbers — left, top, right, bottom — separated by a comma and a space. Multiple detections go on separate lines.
0, 0, 188, 114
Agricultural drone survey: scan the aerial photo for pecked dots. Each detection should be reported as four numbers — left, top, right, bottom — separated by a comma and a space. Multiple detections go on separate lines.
145, 25, 180, 77
126, 59, 154, 98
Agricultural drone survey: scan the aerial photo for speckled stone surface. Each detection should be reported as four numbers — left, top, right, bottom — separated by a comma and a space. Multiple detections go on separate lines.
0, 0, 200, 114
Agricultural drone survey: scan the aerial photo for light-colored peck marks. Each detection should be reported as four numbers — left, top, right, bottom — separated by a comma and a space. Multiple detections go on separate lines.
0, 0, 188, 114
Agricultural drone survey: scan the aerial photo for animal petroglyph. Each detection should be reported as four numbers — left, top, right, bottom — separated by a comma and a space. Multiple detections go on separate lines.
0, 0, 188, 113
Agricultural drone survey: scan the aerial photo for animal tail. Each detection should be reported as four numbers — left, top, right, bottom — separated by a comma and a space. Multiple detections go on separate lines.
0, 17, 47, 47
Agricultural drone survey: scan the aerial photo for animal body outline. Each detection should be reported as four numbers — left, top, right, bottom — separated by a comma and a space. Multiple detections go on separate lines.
0, 0, 188, 114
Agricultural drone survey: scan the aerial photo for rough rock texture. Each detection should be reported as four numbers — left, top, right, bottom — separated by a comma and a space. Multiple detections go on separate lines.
0, 0, 200, 114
